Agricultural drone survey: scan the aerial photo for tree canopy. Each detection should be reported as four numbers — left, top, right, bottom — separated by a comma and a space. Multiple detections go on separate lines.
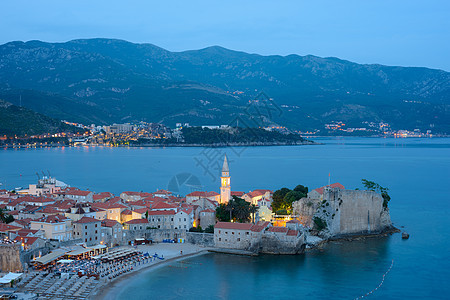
362, 179, 391, 209
272, 184, 308, 213
216, 196, 257, 223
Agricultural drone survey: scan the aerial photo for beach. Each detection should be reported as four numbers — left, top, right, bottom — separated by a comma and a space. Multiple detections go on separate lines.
91, 243, 211, 300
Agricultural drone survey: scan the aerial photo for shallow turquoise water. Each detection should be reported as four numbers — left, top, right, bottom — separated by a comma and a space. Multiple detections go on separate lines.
1, 138, 449, 299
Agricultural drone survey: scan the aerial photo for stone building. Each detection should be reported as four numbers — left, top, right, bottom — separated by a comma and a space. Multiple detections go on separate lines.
124, 219, 149, 231
100, 219, 123, 247
72, 216, 101, 246
199, 209, 216, 229
30, 214, 73, 241
214, 221, 304, 254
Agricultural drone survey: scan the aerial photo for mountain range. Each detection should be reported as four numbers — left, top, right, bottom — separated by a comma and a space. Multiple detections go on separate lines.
0, 38, 449, 134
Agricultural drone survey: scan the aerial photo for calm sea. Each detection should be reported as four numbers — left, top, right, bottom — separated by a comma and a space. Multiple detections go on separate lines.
1, 137, 449, 299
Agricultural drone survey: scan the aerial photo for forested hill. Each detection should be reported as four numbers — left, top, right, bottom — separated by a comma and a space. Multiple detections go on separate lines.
0, 100, 77, 137
0, 38, 449, 133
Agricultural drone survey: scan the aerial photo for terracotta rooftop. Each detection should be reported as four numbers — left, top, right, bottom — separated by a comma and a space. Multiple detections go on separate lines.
0, 223, 21, 232
214, 222, 253, 230
34, 214, 69, 224
74, 216, 100, 224
125, 219, 149, 224
65, 190, 92, 196
267, 226, 289, 233
313, 183, 345, 195
147, 210, 175, 216
101, 219, 120, 228
287, 229, 299, 236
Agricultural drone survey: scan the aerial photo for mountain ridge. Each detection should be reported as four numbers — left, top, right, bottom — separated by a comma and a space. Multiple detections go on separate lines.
0, 38, 449, 133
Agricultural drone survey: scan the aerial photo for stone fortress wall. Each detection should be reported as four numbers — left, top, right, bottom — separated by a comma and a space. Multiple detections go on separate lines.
293, 187, 392, 237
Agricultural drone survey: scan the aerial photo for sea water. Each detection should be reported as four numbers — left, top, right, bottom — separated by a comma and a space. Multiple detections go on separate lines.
1, 137, 449, 299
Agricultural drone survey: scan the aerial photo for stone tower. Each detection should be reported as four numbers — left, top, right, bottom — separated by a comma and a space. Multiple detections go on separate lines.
220, 155, 231, 204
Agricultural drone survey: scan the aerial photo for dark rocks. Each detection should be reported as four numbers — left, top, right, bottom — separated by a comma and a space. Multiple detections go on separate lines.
402, 232, 410, 239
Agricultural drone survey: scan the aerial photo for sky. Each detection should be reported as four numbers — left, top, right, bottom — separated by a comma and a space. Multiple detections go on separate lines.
1, 0, 449, 71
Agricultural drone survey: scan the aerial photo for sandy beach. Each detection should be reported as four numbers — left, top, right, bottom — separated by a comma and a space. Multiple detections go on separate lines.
90, 243, 211, 300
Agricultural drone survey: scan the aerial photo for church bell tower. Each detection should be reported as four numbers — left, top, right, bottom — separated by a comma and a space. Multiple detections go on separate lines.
220, 155, 231, 204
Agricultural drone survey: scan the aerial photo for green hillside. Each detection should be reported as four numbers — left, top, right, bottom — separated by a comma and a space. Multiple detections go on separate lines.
0, 39, 449, 133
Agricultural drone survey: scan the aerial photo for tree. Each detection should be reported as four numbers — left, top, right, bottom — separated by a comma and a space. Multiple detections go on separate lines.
361, 179, 391, 209
216, 204, 231, 222
284, 190, 305, 208
272, 187, 291, 211
293, 184, 308, 194
0, 208, 14, 224
204, 225, 215, 233
216, 196, 252, 223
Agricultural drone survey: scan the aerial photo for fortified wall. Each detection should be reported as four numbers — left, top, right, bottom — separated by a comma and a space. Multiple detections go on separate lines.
0, 244, 23, 273
293, 188, 392, 237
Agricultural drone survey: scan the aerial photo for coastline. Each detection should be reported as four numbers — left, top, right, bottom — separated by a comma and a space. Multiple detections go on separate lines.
90, 244, 211, 300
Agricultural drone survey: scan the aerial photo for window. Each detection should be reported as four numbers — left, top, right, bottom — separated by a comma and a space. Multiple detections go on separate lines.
246, 232, 249, 235
95, 224, 98, 227
219, 230, 221, 234
171, 218, 173, 221
95, 230, 97, 234
85, 232, 87, 235
184, 218, 186, 221
232, 232, 234, 235
95, 237, 97, 240
85, 239, 87, 242
237, 238, 240, 241
85, 226, 87, 229
102, 233, 104, 237
89, 238, 92, 241
219, 238, 221, 241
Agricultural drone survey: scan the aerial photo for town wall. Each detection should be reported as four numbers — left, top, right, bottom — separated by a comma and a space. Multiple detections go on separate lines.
0, 244, 23, 272
186, 232, 214, 247
123, 229, 187, 243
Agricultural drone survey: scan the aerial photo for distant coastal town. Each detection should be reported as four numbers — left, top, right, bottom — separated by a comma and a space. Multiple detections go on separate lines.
0, 155, 398, 299
1, 118, 439, 149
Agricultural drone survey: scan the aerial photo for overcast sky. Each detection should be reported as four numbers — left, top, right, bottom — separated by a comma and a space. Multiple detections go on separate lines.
1, 0, 449, 71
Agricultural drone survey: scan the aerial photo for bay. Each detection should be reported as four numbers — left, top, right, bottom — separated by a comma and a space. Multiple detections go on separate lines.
1, 137, 449, 299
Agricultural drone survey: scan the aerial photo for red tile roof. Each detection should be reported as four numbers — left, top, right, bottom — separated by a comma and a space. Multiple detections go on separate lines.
14, 236, 39, 245
16, 229, 39, 236
154, 189, 171, 195
250, 221, 271, 232
125, 219, 149, 224
74, 216, 100, 224
0, 223, 21, 232
287, 229, 299, 236
121, 209, 132, 215
214, 222, 253, 230
101, 219, 120, 228
200, 209, 216, 213
147, 210, 175, 216
313, 183, 345, 195
267, 226, 289, 233
34, 214, 69, 224
134, 208, 149, 214
65, 190, 92, 196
